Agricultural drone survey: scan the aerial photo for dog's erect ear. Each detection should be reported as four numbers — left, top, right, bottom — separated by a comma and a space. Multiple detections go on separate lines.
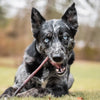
31, 8, 45, 37
62, 3, 78, 37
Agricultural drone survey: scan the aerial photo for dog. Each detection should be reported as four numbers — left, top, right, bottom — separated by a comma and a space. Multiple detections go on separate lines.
0, 3, 78, 97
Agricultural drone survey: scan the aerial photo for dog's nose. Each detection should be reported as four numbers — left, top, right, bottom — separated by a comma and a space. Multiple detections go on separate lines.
52, 54, 63, 62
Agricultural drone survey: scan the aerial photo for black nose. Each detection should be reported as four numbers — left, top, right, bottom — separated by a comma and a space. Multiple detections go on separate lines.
52, 54, 63, 62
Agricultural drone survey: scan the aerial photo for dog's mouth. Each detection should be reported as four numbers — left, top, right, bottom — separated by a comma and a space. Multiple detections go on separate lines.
56, 66, 66, 75
50, 61, 66, 75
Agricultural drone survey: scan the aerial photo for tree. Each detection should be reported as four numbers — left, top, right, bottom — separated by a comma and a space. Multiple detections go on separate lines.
0, 6, 7, 27
44, 0, 61, 19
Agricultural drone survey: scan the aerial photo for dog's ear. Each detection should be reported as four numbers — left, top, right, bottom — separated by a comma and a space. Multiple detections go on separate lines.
31, 8, 45, 37
62, 3, 78, 37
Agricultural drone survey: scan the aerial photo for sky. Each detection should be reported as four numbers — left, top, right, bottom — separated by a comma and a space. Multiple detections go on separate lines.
0, 0, 26, 17
0, 0, 99, 27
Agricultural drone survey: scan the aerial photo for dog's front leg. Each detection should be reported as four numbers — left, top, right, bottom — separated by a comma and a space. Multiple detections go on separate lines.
16, 88, 50, 97
0, 87, 17, 98
46, 82, 68, 97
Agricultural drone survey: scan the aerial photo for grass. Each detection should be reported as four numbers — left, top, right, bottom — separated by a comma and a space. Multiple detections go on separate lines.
71, 61, 100, 91
0, 58, 100, 100
0, 66, 16, 93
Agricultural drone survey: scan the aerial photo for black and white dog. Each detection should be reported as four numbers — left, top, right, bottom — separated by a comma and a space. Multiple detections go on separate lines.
1, 3, 78, 97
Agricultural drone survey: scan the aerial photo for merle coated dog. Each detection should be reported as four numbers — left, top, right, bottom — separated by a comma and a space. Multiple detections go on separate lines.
1, 3, 78, 97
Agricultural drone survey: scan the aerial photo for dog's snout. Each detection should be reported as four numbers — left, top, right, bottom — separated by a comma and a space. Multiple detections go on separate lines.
52, 54, 63, 62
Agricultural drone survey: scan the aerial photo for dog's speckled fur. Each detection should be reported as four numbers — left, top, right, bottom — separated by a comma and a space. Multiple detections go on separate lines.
0, 3, 78, 97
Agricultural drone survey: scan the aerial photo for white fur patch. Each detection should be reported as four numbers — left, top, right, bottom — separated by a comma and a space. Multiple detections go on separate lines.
24, 52, 35, 63
52, 19, 60, 32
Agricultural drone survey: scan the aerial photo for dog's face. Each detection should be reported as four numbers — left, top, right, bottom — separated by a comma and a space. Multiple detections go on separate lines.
31, 3, 78, 75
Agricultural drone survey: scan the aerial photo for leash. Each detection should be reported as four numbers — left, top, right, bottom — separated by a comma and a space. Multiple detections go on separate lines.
13, 57, 49, 96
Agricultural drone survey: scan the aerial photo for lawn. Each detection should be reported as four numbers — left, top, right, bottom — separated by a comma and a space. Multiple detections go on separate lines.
0, 58, 100, 100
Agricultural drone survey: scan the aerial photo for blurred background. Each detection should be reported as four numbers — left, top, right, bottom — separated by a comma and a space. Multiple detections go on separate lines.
0, 0, 100, 61
0, 0, 100, 99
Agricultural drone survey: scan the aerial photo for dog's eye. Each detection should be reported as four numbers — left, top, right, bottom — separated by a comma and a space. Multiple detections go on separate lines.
44, 38, 50, 43
63, 36, 68, 40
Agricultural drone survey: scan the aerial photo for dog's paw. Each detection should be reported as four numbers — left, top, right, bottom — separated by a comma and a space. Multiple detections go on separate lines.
0, 87, 17, 98
0, 94, 11, 99
38, 88, 51, 97
17, 88, 51, 97
17, 88, 38, 97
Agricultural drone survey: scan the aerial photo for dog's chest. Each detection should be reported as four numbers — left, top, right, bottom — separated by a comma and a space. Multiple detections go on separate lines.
41, 67, 50, 88
40, 67, 58, 88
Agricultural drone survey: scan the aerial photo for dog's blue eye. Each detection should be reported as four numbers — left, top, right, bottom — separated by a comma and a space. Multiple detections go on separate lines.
44, 38, 50, 43
63, 36, 68, 40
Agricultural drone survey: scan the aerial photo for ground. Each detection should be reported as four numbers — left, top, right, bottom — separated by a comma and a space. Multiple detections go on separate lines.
0, 57, 100, 100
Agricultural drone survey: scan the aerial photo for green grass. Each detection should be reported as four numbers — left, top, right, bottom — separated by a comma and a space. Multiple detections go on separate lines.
0, 66, 16, 93
71, 61, 100, 91
0, 59, 100, 100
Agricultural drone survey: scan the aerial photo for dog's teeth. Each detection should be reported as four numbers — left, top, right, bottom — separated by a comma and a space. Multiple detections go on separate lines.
56, 69, 59, 72
61, 68, 63, 72
63, 67, 66, 71
56, 67, 66, 74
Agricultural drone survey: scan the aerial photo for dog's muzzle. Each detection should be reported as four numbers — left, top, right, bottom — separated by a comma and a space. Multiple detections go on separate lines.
50, 60, 67, 75
50, 53, 68, 75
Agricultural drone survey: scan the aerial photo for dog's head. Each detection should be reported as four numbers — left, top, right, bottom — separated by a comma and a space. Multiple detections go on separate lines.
31, 3, 78, 75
